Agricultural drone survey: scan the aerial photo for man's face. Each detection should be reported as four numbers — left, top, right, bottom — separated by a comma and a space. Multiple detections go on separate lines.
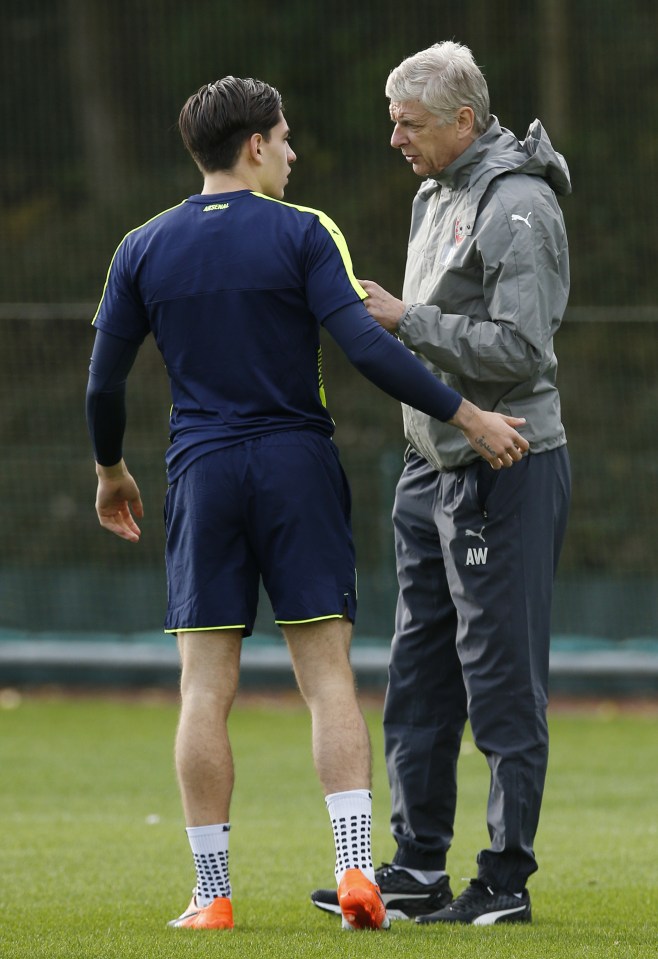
259, 113, 296, 199
389, 100, 468, 178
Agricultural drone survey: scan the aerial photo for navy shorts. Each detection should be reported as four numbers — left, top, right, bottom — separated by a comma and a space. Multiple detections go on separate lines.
163, 431, 357, 634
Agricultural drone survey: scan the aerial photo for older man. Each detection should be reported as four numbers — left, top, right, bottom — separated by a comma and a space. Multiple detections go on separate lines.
312, 40, 571, 925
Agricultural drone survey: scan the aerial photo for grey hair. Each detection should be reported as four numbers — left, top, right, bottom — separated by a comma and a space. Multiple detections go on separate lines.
385, 41, 490, 134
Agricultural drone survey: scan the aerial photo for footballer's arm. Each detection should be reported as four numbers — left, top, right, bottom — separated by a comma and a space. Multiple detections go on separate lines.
324, 303, 529, 469
86, 330, 144, 541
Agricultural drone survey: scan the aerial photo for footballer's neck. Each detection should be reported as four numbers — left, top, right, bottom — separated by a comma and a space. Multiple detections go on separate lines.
201, 170, 254, 195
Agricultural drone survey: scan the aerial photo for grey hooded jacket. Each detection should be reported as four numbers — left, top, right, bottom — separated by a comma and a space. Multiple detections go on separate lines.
397, 116, 571, 471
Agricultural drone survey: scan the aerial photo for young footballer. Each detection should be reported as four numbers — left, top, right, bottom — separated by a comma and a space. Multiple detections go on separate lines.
86, 75, 528, 931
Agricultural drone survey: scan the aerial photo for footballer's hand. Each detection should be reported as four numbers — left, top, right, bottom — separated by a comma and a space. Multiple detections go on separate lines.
449, 399, 529, 469
95, 459, 144, 542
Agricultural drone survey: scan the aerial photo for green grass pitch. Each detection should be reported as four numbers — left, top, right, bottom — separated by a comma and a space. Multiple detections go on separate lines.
0, 691, 655, 958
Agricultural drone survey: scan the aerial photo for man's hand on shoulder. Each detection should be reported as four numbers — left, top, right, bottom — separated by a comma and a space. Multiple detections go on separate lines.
449, 399, 530, 469
359, 279, 405, 334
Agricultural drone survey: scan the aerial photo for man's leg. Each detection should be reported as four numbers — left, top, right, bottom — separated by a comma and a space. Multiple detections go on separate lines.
169, 629, 242, 929
307, 456, 461, 919
285, 616, 388, 931
284, 616, 370, 793
175, 629, 242, 824
440, 448, 571, 894
384, 454, 467, 872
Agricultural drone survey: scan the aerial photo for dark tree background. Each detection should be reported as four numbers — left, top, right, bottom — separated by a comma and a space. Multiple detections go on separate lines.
2, 0, 655, 304
1, 0, 656, 643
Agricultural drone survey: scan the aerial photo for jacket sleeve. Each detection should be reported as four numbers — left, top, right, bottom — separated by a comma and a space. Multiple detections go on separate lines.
398, 178, 569, 383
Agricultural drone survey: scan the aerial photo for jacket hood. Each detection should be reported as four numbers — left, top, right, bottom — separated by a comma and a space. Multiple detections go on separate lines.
513, 118, 571, 196
419, 116, 572, 201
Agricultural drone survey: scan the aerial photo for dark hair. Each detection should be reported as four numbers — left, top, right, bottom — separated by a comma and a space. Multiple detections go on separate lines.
179, 76, 283, 172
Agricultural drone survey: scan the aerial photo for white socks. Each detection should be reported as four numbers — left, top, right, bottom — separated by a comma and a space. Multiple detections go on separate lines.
325, 789, 375, 884
392, 864, 446, 884
186, 823, 231, 906
187, 791, 376, 905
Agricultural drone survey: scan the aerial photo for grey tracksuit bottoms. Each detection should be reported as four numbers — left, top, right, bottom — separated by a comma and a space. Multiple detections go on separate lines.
384, 446, 571, 891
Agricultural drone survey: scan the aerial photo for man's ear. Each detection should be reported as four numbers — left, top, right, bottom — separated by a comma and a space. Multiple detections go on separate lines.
248, 132, 264, 162
455, 107, 475, 140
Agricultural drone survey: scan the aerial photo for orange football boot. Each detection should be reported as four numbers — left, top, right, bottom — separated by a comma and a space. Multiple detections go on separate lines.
168, 893, 234, 929
338, 869, 390, 931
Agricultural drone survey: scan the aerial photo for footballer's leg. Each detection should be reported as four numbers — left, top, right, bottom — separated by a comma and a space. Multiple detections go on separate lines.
175, 629, 242, 824
169, 629, 242, 930
284, 618, 389, 931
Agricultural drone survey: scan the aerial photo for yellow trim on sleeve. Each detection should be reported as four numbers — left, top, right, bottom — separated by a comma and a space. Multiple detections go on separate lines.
250, 192, 367, 301
92, 201, 187, 326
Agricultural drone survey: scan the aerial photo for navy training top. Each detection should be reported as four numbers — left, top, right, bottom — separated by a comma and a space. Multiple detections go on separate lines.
91, 190, 461, 478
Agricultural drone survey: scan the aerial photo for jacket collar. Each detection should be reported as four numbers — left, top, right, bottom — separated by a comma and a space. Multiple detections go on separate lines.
417, 116, 503, 201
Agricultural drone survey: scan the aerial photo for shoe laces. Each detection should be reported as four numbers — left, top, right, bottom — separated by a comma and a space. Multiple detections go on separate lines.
451, 879, 493, 912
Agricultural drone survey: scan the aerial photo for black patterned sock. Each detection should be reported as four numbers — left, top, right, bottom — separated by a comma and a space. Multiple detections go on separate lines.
325, 789, 375, 884
186, 823, 231, 906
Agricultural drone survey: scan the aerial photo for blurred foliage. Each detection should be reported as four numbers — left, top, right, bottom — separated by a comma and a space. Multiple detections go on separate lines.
1, 1, 656, 639
1, 0, 656, 304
